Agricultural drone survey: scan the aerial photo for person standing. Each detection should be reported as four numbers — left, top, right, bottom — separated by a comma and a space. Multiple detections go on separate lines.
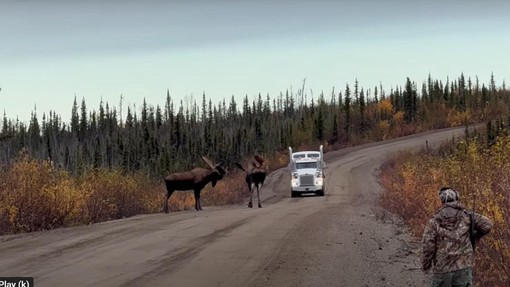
421, 187, 493, 287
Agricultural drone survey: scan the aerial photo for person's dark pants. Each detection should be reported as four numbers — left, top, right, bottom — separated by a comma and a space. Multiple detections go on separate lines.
431, 267, 473, 287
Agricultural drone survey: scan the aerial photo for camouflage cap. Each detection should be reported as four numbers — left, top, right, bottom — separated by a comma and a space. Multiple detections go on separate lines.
439, 187, 459, 203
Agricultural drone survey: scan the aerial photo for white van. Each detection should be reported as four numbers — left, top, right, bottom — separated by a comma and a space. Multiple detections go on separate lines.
288, 145, 326, 197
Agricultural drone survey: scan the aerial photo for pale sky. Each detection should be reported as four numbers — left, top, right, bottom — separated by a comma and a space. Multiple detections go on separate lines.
1, 0, 509, 123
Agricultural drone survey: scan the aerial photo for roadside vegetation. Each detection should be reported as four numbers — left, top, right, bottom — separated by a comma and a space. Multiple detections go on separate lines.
1, 72, 509, 236
379, 122, 510, 286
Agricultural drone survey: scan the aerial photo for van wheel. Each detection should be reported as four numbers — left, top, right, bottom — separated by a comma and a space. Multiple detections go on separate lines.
316, 190, 324, 196
291, 190, 299, 198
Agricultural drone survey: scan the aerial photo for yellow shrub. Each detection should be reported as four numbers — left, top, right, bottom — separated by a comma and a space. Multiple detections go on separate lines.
0, 155, 83, 234
79, 169, 161, 223
447, 110, 471, 127
377, 120, 390, 140
377, 98, 393, 116
0, 154, 163, 234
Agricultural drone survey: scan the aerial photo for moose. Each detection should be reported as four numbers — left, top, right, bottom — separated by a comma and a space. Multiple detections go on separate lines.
163, 156, 227, 213
235, 155, 268, 208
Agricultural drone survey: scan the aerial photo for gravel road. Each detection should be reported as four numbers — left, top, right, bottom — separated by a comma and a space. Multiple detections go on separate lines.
0, 127, 470, 287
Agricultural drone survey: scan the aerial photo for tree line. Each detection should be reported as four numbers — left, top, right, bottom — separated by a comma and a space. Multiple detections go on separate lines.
1, 73, 509, 179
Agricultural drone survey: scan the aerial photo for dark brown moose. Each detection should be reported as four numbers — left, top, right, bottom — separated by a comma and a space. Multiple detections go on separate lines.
235, 155, 268, 208
163, 156, 227, 213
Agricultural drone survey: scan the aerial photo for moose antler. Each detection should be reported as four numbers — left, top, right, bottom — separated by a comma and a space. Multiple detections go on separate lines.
254, 155, 265, 165
202, 156, 216, 170
235, 162, 245, 171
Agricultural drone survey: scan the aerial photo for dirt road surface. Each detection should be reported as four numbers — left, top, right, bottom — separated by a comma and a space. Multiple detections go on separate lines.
0, 127, 470, 287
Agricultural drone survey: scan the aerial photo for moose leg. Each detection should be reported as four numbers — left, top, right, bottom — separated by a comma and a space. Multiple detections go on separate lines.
248, 183, 254, 208
163, 190, 173, 214
257, 184, 262, 208
194, 189, 203, 211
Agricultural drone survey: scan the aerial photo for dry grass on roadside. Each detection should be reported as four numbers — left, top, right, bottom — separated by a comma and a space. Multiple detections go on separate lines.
0, 153, 161, 235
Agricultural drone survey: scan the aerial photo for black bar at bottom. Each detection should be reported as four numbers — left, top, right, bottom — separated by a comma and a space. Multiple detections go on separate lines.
0, 277, 34, 287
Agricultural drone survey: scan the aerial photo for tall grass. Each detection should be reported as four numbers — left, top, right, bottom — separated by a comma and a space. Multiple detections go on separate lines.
0, 152, 163, 235
379, 136, 510, 286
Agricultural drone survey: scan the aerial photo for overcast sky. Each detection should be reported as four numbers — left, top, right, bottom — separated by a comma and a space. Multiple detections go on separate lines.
1, 0, 509, 123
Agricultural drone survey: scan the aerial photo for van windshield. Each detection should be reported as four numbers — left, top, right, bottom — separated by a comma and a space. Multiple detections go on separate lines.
296, 162, 317, 169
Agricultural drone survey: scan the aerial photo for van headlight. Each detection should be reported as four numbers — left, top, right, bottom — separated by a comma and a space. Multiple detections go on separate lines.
292, 172, 298, 179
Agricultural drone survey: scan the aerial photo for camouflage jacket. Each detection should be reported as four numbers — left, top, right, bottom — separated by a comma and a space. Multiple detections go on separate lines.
421, 201, 493, 274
